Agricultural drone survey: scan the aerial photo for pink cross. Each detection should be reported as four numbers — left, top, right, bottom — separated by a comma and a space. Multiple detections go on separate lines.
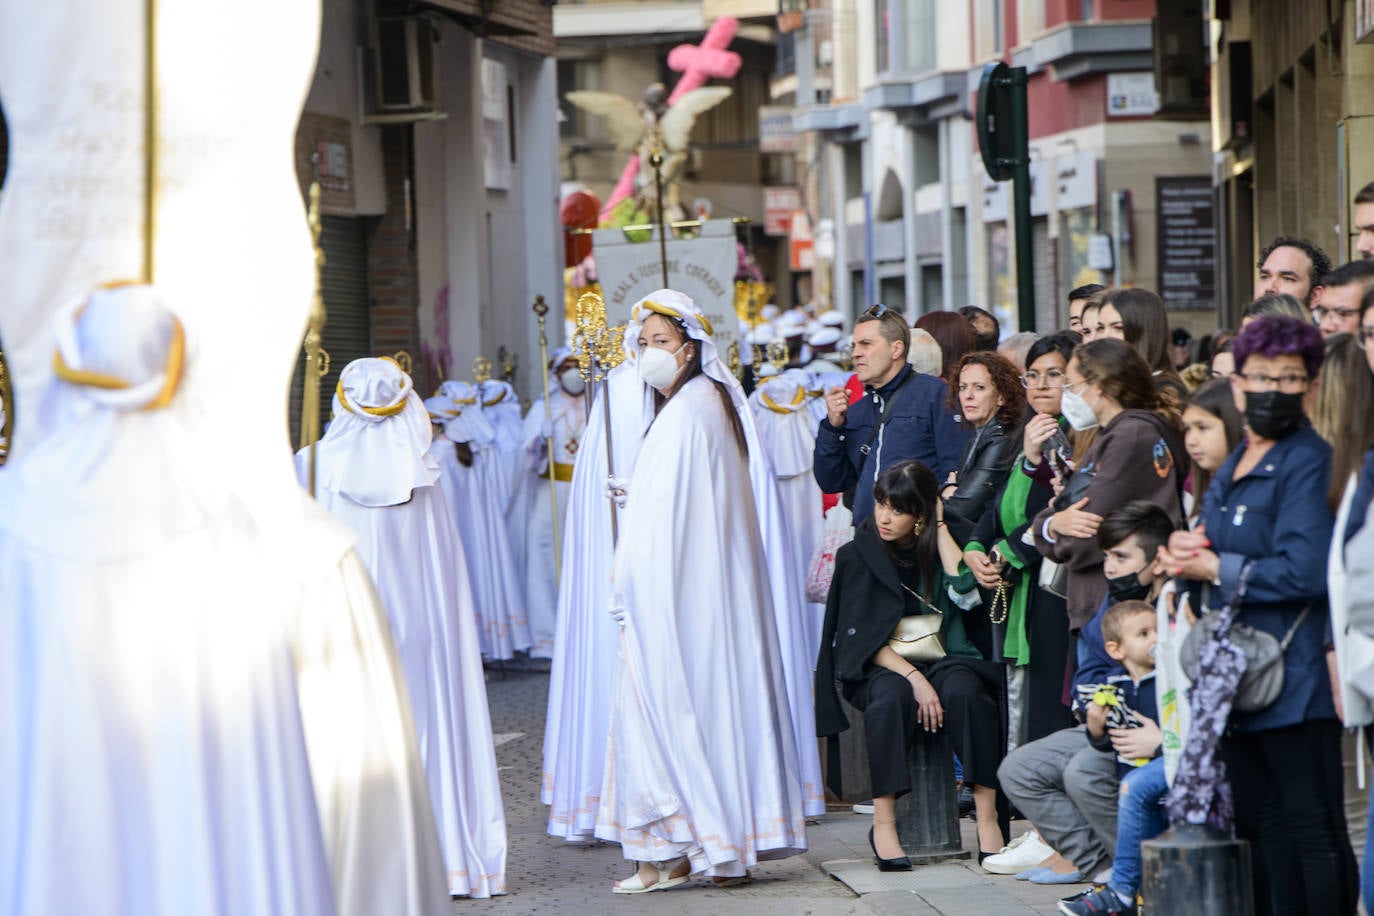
598, 16, 741, 221
666, 18, 741, 104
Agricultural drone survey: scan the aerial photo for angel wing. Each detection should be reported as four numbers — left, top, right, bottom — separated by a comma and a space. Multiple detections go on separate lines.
565, 91, 645, 151
658, 87, 733, 152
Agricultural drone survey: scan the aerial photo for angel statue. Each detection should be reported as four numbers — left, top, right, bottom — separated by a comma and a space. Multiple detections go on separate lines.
566, 80, 732, 224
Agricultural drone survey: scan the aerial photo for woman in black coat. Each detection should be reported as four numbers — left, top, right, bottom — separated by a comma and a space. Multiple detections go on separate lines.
815, 460, 1006, 871
941, 351, 1027, 661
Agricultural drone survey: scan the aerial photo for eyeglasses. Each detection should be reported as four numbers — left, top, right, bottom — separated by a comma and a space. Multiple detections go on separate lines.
1358, 326, 1374, 350
1234, 371, 1310, 392
1021, 369, 1066, 388
1062, 377, 1089, 395
1314, 306, 1360, 323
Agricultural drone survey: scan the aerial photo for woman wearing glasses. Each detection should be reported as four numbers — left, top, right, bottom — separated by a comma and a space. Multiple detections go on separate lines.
960, 333, 1081, 746
1031, 339, 1186, 638
1161, 315, 1357, 914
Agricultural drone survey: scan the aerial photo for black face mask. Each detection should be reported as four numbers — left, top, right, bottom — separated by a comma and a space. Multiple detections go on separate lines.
1244, 390, 1306, 440
1106, 571, 1151, 603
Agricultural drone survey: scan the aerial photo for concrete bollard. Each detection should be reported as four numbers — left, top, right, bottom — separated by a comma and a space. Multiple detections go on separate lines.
895, 727, 969, 864
1140, 824, 1254, 915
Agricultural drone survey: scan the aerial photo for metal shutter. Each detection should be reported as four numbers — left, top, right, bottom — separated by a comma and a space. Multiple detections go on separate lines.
287, 215, 373, 447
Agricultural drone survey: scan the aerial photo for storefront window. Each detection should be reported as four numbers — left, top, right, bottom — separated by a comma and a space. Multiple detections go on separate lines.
1061, 206, 1105, 292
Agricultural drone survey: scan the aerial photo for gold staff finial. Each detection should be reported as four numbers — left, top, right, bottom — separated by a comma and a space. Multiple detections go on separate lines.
472, 356, 493, 384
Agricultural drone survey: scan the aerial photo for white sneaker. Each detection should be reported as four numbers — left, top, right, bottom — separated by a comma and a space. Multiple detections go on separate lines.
851, 801, 875, 815
981, 830, 1055, 874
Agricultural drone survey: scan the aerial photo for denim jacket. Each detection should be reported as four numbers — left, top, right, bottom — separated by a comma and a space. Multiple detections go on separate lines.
1192, 424, 1336, 733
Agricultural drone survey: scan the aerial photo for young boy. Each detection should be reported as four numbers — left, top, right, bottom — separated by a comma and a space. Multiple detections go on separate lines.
1060, 600, 1164, 916
992, 501, 1173, 884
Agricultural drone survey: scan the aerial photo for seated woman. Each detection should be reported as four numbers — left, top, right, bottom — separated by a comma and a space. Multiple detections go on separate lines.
815, 460, 1004, 869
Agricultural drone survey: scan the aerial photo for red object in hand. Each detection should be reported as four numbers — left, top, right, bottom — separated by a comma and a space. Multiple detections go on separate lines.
561, 190, 601, 267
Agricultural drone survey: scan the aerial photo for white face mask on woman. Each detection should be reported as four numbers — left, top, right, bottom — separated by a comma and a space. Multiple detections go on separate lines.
637, 342, 687, 390
1059, 386, 1100, 431
559, 367, 585, 396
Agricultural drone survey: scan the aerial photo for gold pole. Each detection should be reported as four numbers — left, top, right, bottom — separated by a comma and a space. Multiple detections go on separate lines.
532, 296, 561, 580
650, 147, 669, 289
143, 0, 158, 284
301, 183, 329, 496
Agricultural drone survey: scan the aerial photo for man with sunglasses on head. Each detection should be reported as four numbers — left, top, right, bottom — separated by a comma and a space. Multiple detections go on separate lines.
813, 304, 969, 523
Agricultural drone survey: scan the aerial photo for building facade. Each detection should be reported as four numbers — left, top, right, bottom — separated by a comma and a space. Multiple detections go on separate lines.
785, 0, 1217, 334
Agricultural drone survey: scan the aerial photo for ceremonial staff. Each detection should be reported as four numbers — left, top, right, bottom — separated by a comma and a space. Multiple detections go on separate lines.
572, 291, 625, 543
531, 295, 561, 580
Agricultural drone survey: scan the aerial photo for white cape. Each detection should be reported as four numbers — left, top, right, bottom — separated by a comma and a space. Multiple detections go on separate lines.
428, 434, 532, 660
594, 375, 808, 875
302, 457, 509, 898
517, 388, 587, 658
749, 374, 827, 665
541, 366, 645, 838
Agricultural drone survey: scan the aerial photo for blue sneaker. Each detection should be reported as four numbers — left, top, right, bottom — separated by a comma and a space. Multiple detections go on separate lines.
1057, 885, 1138, 915
1029, 868, 1084, 885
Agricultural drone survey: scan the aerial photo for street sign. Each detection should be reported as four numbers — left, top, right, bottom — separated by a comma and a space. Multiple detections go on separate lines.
977, 62, 1015, 182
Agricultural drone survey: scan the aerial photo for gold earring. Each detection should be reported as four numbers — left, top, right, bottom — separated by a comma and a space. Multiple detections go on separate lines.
912, 519, 925, 537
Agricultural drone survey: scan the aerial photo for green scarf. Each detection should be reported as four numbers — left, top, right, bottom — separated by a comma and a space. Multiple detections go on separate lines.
995, 459, 1035, 665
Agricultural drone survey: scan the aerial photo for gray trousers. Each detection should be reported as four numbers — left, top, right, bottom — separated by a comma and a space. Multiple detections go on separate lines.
997, 726, 1119, 875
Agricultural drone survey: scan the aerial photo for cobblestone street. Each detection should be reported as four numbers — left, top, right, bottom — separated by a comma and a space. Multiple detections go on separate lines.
463, 665, 1083, 915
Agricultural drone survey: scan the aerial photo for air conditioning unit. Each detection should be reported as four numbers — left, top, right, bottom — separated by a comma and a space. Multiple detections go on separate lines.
368, 16, 438, 117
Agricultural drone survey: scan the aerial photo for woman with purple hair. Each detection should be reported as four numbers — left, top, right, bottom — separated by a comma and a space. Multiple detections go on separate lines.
1161, 315, 1357, 914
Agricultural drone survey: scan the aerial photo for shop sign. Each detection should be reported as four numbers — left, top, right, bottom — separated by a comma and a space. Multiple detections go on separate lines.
765, 187, 801, 235
1107, 72, 1159, 117
1156, 176, 1216, 311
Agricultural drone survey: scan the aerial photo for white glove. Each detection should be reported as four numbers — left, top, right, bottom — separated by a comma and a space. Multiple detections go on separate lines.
609, 599, 628, 627
540, 419, 554, 440
605, 474, 629, 509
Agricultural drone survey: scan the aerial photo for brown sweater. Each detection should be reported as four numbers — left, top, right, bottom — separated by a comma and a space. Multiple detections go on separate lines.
1032, 409, 1186, 630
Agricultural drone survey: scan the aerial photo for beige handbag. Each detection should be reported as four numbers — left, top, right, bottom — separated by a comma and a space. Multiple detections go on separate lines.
887, 613, 946, 663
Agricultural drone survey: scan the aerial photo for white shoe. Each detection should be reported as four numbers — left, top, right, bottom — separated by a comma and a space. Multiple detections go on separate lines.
981, 830, 1055, 874
612, 857, 691, 894
852, 801, 875, 815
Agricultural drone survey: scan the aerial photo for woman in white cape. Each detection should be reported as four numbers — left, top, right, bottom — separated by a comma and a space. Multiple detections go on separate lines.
425, 380, 532, 660
595, 290, 808, 891
302, 358, 508, 898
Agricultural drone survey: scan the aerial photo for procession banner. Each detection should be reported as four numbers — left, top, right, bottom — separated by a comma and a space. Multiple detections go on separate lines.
593, 219, 738, 352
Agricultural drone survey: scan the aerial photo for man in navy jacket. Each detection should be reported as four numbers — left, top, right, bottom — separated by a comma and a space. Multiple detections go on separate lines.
812, 304, 967, 523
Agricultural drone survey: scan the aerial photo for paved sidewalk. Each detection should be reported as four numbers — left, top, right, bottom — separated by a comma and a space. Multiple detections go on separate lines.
466, 665, 1089, 914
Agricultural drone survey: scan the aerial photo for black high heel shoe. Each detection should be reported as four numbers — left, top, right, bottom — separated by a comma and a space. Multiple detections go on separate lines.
868, 826, 912, 872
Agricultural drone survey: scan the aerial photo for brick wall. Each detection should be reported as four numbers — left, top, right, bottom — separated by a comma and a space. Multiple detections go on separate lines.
367, 124, 435, 394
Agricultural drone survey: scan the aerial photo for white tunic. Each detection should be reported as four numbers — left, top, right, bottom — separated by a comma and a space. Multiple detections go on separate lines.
541, 366, 645, 839
428, 431, 533, 659
304, 455, 509, 898
595, 375, 808, 875
517, 388, 587, 658
748, 374, 827, 665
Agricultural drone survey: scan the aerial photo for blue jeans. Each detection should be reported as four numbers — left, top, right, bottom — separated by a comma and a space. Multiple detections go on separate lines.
1110, 758, 1168, 896
1363, 781, 1374, 914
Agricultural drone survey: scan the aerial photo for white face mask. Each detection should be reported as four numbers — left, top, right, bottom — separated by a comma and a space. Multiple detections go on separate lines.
1060, 386, 1100, 431
559, 368, 585, 396
637, 342, 687, 390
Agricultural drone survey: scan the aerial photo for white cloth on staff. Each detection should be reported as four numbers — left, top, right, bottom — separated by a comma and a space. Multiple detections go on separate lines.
517, 349, 587, 659
749, 371, 827, 664
304, 359, 508, 898
428, 381, 532, 660
541, 363, 644, 839
594, 291, 809, 875
0, 290, 336, 915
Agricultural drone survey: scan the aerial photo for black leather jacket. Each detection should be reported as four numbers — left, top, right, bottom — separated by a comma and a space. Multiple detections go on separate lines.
943, 420, 1018, 546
